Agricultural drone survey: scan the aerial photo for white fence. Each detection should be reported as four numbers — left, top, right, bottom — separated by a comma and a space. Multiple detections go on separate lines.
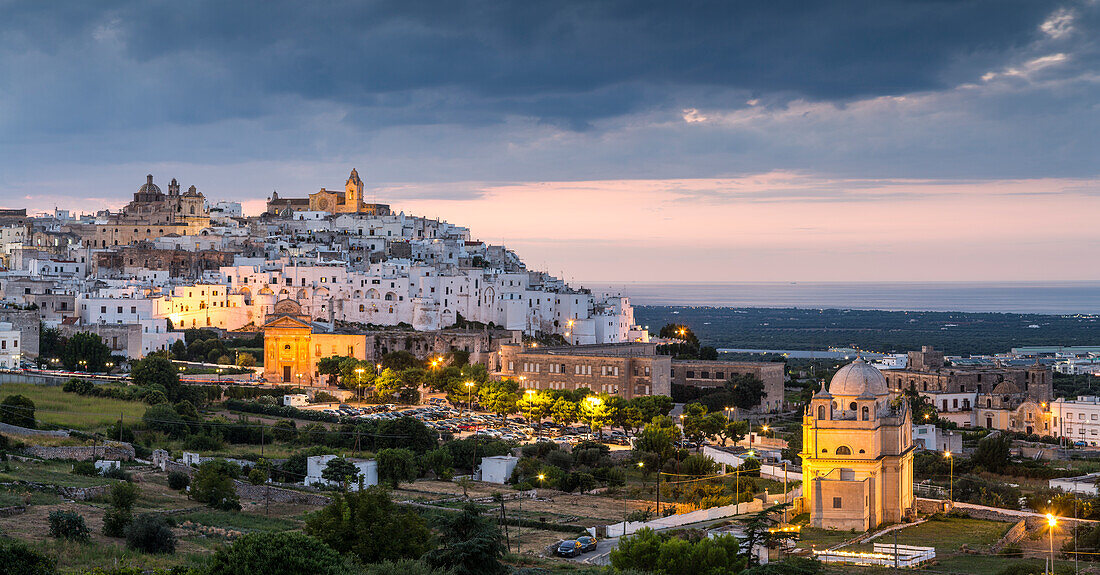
602, 499, 764, 538
815, 544, 935, 568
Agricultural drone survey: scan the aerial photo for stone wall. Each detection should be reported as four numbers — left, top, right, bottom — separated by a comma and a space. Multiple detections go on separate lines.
991, 519, 1027, 554
23, 444, 135, 461
233, 480, 331, 505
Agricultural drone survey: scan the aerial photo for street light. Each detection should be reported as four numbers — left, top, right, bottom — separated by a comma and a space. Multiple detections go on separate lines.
944, 451, 953, 504
1048, 513, 1057, 575
355, 367, 365, 402
464, 381, 475, 415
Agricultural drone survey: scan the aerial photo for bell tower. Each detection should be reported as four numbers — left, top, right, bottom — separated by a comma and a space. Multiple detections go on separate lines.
345, 169, 364, 211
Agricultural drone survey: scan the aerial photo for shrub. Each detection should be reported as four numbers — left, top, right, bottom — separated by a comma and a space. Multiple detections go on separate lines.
207, 532, 355, 575
125, 513, 176, 554
71, 461, 98, 477
102, 467, 132, 481
191, 461, 241, 511
48, 510, 90, 541
0, 538, 56, 575
167, 471, 190, 490
102, 507, 131, 538
0, 395, 36, 428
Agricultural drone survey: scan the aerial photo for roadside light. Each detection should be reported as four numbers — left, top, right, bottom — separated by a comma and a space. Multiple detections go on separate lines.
1048, 513, 1056, 527
538, 474, 545, 481
944, 451, 951, 458
637, 462, 644, 468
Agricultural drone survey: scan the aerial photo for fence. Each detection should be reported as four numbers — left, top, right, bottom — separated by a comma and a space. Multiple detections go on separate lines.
702, 446, 803, 482
814, 543, 935, 568
602, 499, 764, 538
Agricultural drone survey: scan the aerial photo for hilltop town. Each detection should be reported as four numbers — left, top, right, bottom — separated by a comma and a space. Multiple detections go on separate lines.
0, 172, 1097, 575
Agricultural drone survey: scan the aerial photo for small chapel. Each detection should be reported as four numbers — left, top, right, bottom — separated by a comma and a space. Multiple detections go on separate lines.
801, 358, 915, 531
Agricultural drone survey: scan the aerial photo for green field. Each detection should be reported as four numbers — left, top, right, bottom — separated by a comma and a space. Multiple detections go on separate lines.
0, 459, 118, 488
0, 382, 147, 431
175, 508, 302, 533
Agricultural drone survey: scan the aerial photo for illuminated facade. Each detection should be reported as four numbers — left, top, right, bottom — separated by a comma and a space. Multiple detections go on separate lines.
261, 299, 368, 385
802, 359, 914, 531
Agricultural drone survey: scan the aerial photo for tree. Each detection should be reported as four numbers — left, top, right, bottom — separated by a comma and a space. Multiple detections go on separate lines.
60, 332, 112, 372
170, 339, 187, 360
582, 395, 612, 437
142, 403, 189, 438
321, 457, 360, 491
681, 403, 719, 449
425, 503, 508, 575
634, 417, 678, 468
236, 352, 257, 367
659, 324, 699, 346
207, 532, 356, 575
381, 350, 422, 371
0, 395, 35, 428
376, 448, 419, 488
551, 397, 580, 426
304, 487, 432, 565
717, 420, 749, 447
517, 390, 553, 437
131, 355, 181, 401
103, 482, 139, 537
478, 379, 519, 417
726, 374, 767, 410
191, 461, 241, 510
972, 433, 1013, 473
420, 447, 454, 479
48, 510, 89, 541
740, 504, 795, 565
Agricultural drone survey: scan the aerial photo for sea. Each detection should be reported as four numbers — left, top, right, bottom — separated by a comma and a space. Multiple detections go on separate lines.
583, 281, 1100, 315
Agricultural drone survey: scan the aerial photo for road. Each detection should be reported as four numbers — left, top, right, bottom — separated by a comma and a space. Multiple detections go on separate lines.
562, 511, 757, 566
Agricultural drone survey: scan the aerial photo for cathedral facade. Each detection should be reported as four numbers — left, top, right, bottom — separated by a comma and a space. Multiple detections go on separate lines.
802, 359, 914, 531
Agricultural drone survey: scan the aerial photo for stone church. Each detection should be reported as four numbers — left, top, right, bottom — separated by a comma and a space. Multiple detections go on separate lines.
802, 359, 915, 531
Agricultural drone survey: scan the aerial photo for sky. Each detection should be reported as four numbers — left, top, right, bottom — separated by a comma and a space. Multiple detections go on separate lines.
1, 1, 1098, 282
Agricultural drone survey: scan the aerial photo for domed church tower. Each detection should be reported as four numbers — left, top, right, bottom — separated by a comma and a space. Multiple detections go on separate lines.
801, 359, 914, 531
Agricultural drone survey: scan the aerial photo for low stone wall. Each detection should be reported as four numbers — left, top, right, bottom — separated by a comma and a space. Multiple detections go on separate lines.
0, 422, 68, 437
0, 505, 26, 517
991, 519, 1027, 554
0, 481, 112, 501
23, 444, 135, 461
233, 480, 330, 506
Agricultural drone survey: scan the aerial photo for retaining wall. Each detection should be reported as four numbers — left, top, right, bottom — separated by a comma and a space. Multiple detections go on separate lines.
233, 481, 331, 505
23, 444, 135, 461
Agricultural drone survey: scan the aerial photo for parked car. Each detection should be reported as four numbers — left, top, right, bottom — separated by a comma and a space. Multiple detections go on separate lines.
556, 540, 581, 557
577, 536, 598, 553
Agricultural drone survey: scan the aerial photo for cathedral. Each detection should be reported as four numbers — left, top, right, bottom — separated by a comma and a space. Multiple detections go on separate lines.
801, 359, 914, 531
124, 174, 208, 229
266, 169, 391, 217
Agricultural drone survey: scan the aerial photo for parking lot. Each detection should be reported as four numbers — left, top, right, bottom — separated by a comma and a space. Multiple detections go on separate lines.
303, 396, 633, 448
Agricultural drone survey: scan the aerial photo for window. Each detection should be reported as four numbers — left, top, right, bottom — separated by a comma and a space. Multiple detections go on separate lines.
849, 402, 857, 411
818, 405, 826, 419
832, 497, 842, 509
861, 406, 869, 420
836, 446, 851, 455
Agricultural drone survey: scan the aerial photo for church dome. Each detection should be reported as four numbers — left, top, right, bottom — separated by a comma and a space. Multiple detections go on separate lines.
139, 174, 161, 194
828, 358, 889, 396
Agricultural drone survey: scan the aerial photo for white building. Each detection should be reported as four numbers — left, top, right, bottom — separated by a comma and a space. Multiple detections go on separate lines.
1050, 396, 1100, 447
305, 455, 378, 490
1050, 473, 1100, 496
912, 424, 962, 453
283, 394, 309, 407
478, 455, 519, 484
0, 322, 21, 368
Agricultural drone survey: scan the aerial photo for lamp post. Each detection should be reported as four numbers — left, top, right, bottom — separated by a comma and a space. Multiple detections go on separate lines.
537, 473, 545, 498
524, 389, 537, 438
944, 451, 953, 504
586, 396, 602, 440
464, 381, 475, 415
1048, 513, 1057, 575
355, 367, 365, 402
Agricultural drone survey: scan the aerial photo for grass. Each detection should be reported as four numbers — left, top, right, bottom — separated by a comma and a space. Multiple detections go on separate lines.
798, 527, 860, 550
0, 382, 147, 431
848, 517, 1011, 555
822, 556, 1054, 575
26, 537, 209, 573
174, 508, 302, 533
0, 459, 117, 488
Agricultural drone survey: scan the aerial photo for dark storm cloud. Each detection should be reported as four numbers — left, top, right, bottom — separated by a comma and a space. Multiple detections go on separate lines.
0, 0, 1058, 130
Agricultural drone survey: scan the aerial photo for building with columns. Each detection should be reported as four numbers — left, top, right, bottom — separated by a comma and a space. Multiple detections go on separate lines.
802, 359, 914, 531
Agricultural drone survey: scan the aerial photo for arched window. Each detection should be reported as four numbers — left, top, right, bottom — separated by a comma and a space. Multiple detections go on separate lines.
359, 304, 365, 312
849, 402, 857, 411
987, 399, 992, 408
836, 446, 851, 456
817, 405, 825, 419
861, 406, 869, 420
821, 448, 828, 453
283, 344, 291, 350
831, 401, 838, 410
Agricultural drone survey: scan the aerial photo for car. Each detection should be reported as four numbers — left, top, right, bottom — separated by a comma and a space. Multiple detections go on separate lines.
556, 540, 581, 557
577, 536, 598, 553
